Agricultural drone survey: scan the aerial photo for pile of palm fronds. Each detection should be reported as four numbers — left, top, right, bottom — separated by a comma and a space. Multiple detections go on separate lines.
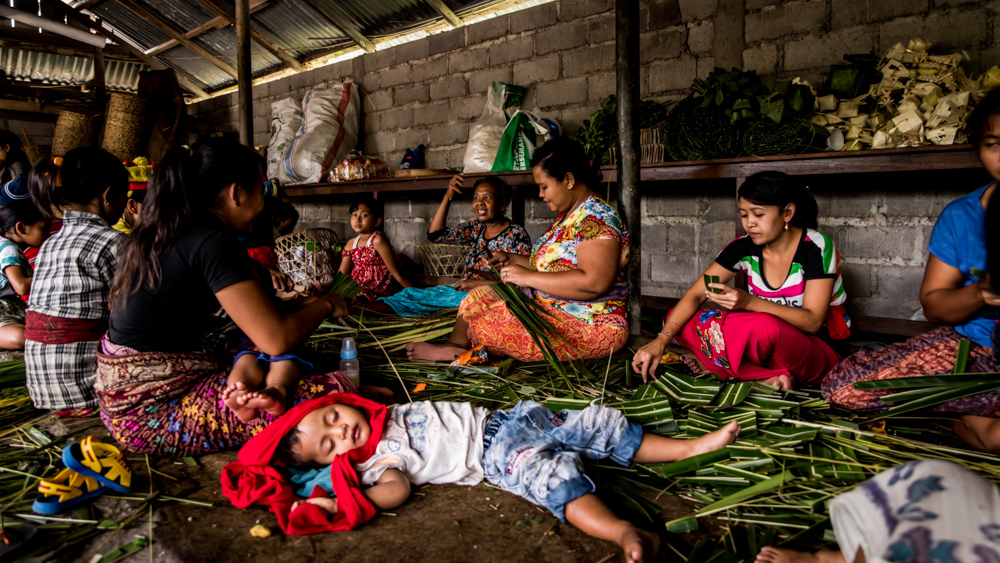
309, 314, 1000, 557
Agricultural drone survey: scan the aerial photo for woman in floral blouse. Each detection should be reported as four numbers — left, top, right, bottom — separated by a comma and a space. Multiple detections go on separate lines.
407, 138, 630, 362
427, 175, 531, 290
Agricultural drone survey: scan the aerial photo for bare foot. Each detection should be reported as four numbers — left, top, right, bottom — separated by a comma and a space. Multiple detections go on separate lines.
953, 415, 1000, 455
688, 421, 741, 456
617, 524, 660, 563
405, 341, 467, 361
679, 351, 708, 374
758, 374, 795, 390
222, 382, 257, 422
240, 386, 288, 418
756, 547, 847, 563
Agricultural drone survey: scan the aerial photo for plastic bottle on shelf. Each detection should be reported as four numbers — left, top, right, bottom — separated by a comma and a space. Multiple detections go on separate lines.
340, 337, 360, 388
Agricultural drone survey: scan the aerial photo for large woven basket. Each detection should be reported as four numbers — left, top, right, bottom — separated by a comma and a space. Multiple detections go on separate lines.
101, 93, 147, 161
52, 111, 98, 156
417, 243, 469, 277
275, 228, 340, 285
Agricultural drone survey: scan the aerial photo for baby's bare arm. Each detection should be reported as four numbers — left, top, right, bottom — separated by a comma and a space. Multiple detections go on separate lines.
364, 468, 411, 510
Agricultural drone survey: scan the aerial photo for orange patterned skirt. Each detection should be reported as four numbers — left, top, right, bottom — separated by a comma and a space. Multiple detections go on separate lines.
458, 286, 628, 361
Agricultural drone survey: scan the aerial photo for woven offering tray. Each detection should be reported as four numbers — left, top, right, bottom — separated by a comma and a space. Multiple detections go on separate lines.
276, 228, 340, 286
417, 243, 469, 278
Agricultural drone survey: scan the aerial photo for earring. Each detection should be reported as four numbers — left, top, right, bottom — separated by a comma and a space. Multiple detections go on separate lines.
104, 200, 109, 206
784, 221, 789, 231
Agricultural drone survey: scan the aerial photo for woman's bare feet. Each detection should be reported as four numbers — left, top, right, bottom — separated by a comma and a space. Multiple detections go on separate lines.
617, 523, 660, 563
405, 341, 467, 361
756, 547, 847, 563
222, 382, 257, 422
758, 374, 795, 390
240, 386, 289, 418
688, 421, 741, 456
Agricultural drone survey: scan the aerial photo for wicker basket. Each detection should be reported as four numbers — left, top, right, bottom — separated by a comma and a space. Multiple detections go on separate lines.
101, 93, 147, 161
418, 243, 469, 277
52, 111, 98, 156
275, 228, 340, 285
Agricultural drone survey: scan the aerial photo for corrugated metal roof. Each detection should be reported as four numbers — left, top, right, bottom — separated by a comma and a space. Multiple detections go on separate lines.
5, 0, 522, 96
0, 47, 146, 91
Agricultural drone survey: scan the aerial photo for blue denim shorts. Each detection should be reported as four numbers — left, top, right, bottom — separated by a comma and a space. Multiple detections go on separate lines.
482, 400, 643, 521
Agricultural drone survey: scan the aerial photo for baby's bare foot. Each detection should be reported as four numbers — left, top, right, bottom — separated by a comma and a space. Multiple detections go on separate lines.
243, 386, 288, 417
222, 382, 257, 422
618, 525, 660, 563
689, 421, 741, 456
406, 342, 467, 362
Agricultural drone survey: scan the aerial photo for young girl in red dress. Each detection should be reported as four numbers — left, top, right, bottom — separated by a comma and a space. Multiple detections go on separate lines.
339, 196, 412, 301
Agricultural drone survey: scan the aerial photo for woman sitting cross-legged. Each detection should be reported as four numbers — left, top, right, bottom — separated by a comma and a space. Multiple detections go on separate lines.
97, 139, 373, 456
370, 175, 531, 317
406, 137, 630, 362
633, 171, 849, 390
822, 90, 1000, 440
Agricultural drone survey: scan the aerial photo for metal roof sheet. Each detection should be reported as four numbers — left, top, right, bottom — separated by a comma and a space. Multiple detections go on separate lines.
0, 47, 146, 91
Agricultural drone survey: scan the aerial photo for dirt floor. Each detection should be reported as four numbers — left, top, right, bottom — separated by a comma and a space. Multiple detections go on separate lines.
47, 444, 720, 563
9, 338, 726, 563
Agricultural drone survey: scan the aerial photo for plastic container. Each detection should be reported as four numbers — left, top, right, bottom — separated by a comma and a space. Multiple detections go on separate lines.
340, 337, 360, 388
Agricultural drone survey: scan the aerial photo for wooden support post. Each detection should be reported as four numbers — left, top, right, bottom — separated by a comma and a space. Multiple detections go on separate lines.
615, 0, 641, 335
424, 0, 463, 28
115, 0, 238, 80
197, 0, 304, 72
301, 0, 376, 54
235, 0, 253, 146
90, 46, 106, 98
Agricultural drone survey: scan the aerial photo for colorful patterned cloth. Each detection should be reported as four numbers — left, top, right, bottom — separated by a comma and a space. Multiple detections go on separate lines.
822, 326, 1000, 415
428, 220, 531, 280
716, 228, 850, 340
673, 308, 841, 384
528, 195, 630, 328
95, 334, 356, 455
343, 232, 392, 302
830, 460, 1000, 563
459, 285, 628, 361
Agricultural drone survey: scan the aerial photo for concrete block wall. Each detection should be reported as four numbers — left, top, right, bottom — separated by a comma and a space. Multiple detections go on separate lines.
193, 0, 999, 321
2, 119, 56, 148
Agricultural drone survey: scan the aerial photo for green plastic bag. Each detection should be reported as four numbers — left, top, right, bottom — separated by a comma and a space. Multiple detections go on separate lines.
491, 111, 549, 172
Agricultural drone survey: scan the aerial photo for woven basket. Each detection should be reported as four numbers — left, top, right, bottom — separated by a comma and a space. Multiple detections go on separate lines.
52, 111, 98, 156
418, 243, 469, 277
275, 228, 341, 285
101, 93, 147, 161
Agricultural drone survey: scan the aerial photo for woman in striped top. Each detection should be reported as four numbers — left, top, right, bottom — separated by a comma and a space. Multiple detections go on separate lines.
633, 172, 848, 390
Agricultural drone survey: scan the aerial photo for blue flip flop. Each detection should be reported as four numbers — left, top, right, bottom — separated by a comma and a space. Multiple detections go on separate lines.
62, 436, 133, 493
32, 468, 110, 514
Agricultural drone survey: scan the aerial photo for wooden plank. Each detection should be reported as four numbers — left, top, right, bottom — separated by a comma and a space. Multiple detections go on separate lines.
424, 0, 463, 27
283, 170, 538, 198
146, 0, 268, 57
0, 99, 100, 116
197, 0, 303, 72
300, 0, 376, 54
115, 0, 238, 80
44, 0, 211, 98
0, 27, 134, 59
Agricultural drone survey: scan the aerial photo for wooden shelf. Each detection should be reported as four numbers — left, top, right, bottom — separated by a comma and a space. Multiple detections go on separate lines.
283, 144, 982, 200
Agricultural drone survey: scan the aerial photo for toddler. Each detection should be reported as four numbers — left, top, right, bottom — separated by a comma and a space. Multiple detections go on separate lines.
0, 199, 53, 303
223, 394, 740, 563
339, 196, 412, 301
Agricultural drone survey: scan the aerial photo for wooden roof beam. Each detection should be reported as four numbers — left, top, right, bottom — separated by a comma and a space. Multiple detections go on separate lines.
0, 27, 134, 59
300, 0, 375, 54
145, 0, 267, 56
41, 0, 211, 99
424, 0, 463, 28
197, 0, 304, 72
114, 0, 238, 80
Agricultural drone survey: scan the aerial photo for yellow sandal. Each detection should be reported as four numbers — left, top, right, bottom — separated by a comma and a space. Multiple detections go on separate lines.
32, 468, 109, 514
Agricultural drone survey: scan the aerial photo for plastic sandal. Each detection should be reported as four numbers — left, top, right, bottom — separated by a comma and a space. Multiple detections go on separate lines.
62, 436, 133, 493
31, 469, 109, 514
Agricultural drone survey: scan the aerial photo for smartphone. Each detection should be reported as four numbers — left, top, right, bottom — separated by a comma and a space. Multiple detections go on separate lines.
704, 274, 723, 294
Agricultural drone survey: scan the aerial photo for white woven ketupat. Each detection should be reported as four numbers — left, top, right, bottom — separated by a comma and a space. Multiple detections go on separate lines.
417, 243, 469, 277
276, 228, 340, 285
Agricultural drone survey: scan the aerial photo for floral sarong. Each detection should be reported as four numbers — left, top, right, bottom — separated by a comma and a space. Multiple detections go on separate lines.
822, 326, 1000, 415
95, 335, 356, 456
459, 285, 627, 361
